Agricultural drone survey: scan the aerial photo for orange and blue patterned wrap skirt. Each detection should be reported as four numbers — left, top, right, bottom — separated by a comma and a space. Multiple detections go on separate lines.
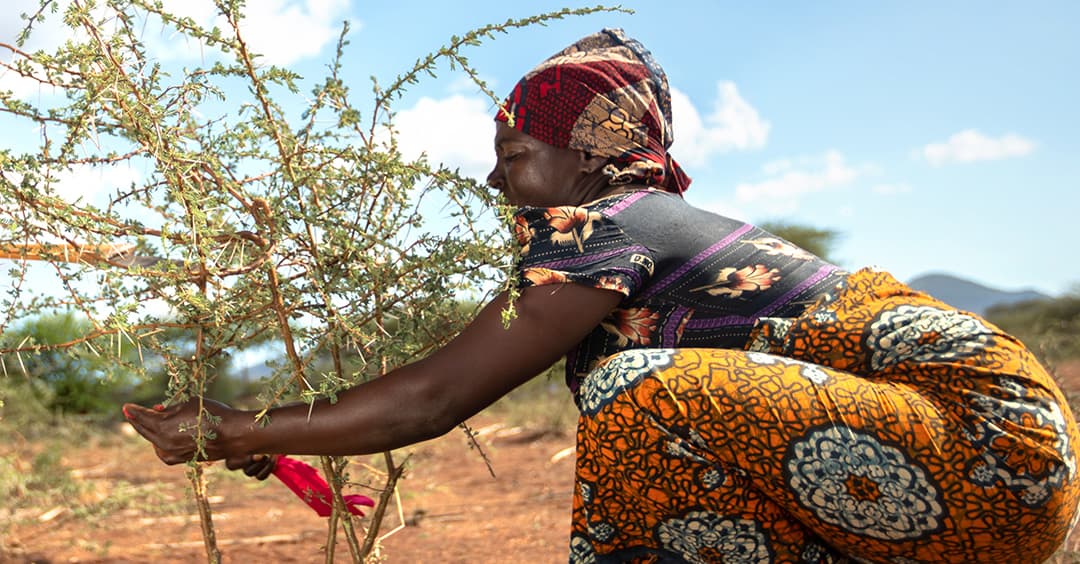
570, 269, 1080, 563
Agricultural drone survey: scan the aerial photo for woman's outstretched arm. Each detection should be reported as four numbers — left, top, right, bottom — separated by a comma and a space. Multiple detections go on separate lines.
124, 283, 622, 463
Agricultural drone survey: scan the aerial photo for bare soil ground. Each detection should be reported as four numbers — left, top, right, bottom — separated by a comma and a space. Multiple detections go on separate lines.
1, 394, 579, 563
4, 361, 1080, 563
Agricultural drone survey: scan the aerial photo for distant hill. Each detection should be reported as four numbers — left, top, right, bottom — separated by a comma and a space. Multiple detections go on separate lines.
907, 273, 1051, 316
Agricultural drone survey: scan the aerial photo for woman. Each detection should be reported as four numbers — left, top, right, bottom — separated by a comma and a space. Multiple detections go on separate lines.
126, 29, 1080, 563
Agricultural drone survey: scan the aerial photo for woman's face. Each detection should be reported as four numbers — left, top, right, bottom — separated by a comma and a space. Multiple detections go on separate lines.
486, 122, 596, 208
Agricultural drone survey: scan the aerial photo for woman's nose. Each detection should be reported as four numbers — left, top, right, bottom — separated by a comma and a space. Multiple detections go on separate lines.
486, 168, 504, 191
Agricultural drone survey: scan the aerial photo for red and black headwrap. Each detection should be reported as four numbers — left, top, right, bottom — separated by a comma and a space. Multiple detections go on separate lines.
495, 28, 691, 194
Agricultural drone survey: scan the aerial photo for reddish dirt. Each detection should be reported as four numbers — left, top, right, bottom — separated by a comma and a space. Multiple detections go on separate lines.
5, 360, 1080, 563
1, 415, 577, 563
1055, 359, 1080, 398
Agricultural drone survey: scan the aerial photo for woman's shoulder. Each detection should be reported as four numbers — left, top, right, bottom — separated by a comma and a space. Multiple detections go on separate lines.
511, 188, 747, 243
592, 189, 747, 234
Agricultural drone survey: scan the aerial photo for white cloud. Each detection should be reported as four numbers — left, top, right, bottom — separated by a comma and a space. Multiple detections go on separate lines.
148, 0, 354, 66
733, 151, 862, 215
921, 129, 1035, 166
230, 0, 352, 66
0, 64, 57, 100
670, 82, 770, 167
50, 164, 141, 206
1, 164, 141, 246
7, 163, 141, 207
391, 94, 494, 180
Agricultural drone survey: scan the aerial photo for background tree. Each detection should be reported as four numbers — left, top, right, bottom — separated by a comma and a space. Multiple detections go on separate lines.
985, 291, 1080, 365
0, 312, 253, 416
758, 220, 843, 264
0, 2, 618, 561
0, 312, 138, 415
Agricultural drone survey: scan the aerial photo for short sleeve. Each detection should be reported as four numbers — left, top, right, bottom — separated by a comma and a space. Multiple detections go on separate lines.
512, 204, 655, 298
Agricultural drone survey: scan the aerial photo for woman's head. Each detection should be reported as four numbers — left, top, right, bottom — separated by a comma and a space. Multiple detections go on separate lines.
487, 121, 610, 208
490, 28, 690, 205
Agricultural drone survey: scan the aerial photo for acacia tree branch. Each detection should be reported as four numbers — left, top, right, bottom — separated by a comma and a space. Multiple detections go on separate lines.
0, 5, 622, 564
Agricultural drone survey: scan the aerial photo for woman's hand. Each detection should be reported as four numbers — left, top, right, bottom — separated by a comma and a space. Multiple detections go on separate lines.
122, 398, 243, 464
226, 454, 278, 481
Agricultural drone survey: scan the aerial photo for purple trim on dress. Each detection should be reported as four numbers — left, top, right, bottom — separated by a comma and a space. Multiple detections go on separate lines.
534, 245, 651, 270
641, 223, 754, 299
756, 264, 839, 317
685, 315, 755, 330
604, 190, 650, 216
664, 305, 692, 345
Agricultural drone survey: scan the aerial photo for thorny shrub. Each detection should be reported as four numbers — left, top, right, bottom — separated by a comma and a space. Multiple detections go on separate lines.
0, 1, 623, 561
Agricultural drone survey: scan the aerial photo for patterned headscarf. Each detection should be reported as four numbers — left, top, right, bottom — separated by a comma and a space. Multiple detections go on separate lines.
495, 28, 691, 194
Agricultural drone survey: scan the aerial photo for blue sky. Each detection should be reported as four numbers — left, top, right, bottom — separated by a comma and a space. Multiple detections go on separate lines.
3, 1, 1078, 295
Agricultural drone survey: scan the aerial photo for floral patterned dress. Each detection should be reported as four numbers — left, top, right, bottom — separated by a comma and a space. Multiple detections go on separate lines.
514, 190, 1080, 563
515, 189, 847, 393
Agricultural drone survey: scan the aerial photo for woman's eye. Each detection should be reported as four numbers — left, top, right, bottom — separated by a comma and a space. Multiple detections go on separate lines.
503, 152, 520, 162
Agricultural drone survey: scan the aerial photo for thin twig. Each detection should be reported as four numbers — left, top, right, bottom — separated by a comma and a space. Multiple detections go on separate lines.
360, 452, 408, 557
188, 464, 222, 564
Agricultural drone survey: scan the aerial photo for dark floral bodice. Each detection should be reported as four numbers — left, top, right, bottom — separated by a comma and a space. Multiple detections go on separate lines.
513, 189, 847, 393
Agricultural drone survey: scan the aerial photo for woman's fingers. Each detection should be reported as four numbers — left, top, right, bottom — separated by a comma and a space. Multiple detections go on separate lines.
123, 398, 241, 465
122, 403, 164, 443
121, 402, 152, 422
242, 455, 265, 477
253, 457, 276, 481
122, 402, 199, 464
242, 454, 277, 481
223, 454, 277, 480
